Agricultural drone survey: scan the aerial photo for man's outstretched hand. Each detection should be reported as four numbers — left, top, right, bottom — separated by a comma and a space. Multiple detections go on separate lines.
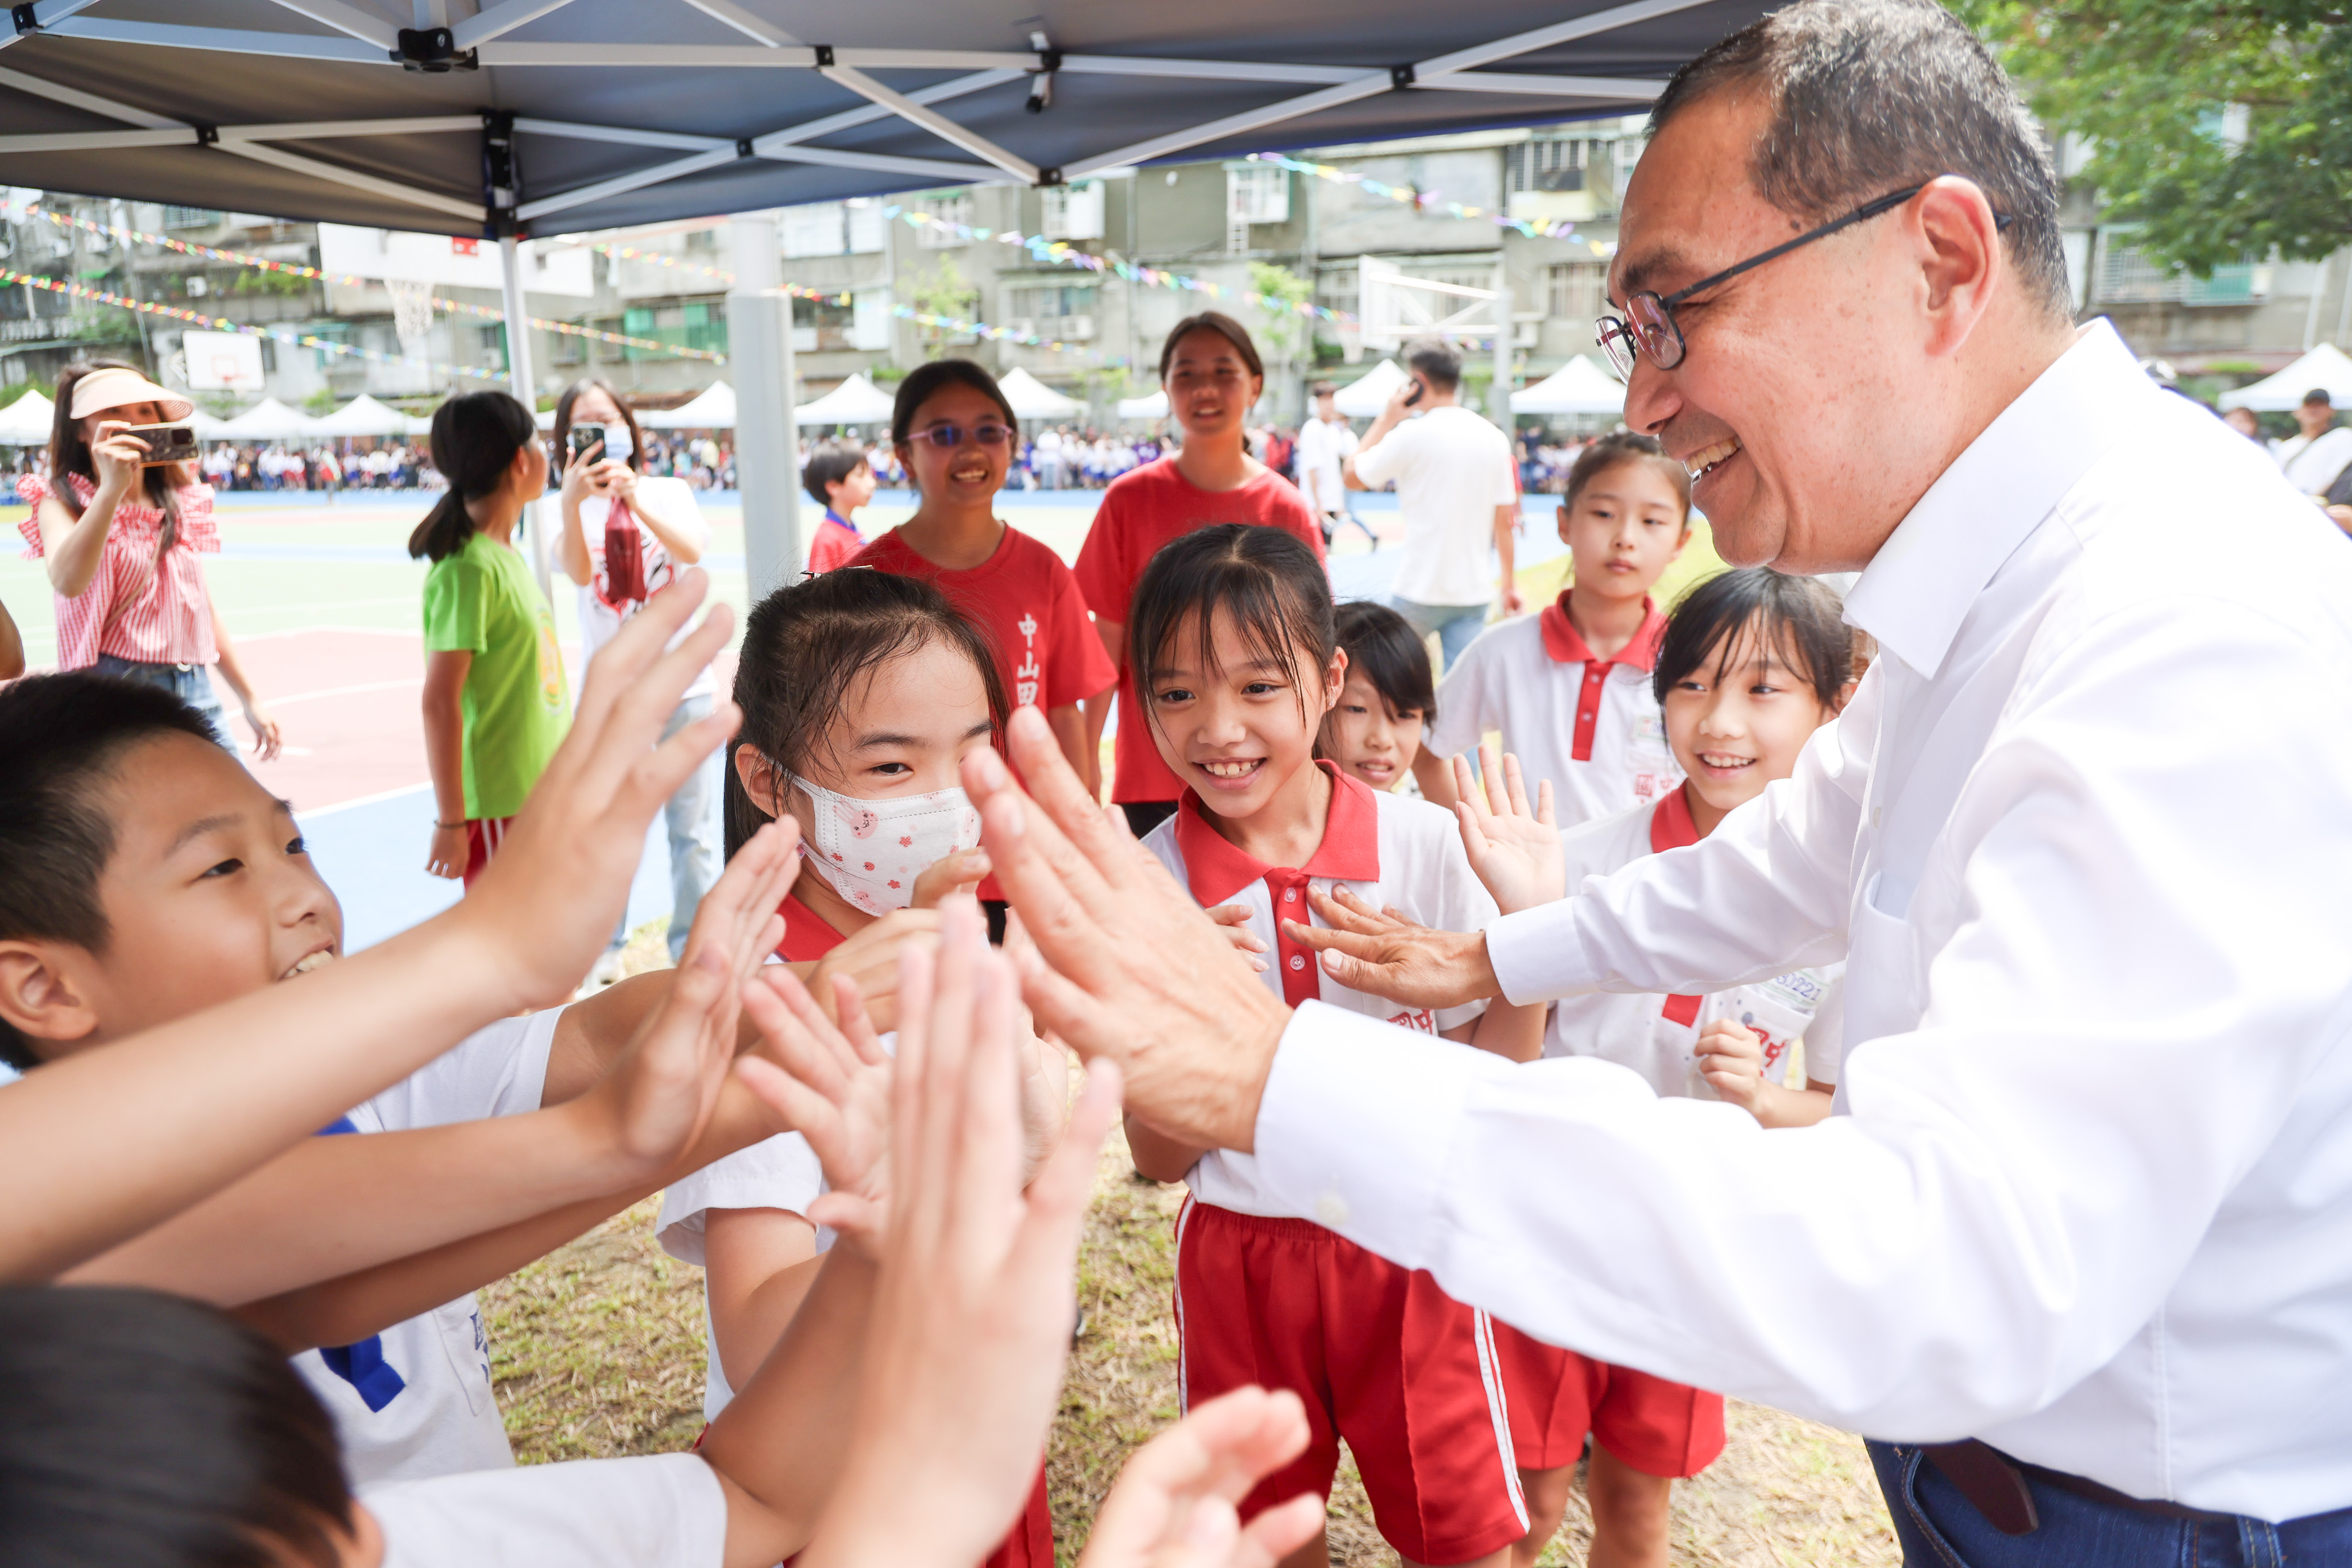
963, 708, 1290, 1155
1283, 885, 1500, 1013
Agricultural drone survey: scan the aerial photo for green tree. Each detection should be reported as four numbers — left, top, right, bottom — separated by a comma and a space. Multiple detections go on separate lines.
1246, 261, 1313, 363
1960, 1, 2352, 274
906, 254, 977, 358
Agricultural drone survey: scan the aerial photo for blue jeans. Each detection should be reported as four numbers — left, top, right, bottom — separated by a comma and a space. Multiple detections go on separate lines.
1869, 1441, 2352, 1566
1388, 595, 1489, 675
608, 692, 723, 962
92, 655, 235, 753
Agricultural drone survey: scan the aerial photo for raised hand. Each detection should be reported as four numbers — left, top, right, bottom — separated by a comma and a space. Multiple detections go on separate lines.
1694, 1017, 1766, 1114
962, 707, 1291, 1155
1281, 883, 1500, 1013
736, 965, 896, 1256
803, 905, 944, 1033
1453, 741, 1563, 916
1078, 1389, 1326, 1568
912, 846, 992, 909
1206, 904, 1269, 973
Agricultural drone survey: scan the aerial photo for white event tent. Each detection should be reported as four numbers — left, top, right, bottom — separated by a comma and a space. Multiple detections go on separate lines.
643, 381, 738, 429
304, 393, 418, 437
1116, 389, 1170, 421
0, 389, 55, 446
796, 373, 896, 426
2219, 343, 2352, 412
216, 397, 313, 442
1511, 354, 1624, 416
999, 367, 1083, 421
1332, 358, 1408, 417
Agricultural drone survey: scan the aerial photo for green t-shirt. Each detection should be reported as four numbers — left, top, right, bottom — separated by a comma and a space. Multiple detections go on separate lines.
421, 530, 569, 821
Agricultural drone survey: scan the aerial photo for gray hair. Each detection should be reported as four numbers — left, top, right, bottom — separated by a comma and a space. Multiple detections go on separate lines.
1651, 0, 2071, 321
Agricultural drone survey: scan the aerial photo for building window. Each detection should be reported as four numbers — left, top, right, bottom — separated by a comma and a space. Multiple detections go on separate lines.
791, 294, 858, 353
915, 192, 976, 249
1002, 282, 1098, 339
164, 206, 222, 230
1041, 182, 1105, 242
1506, 138, 1599, 196
2093, 230, 2268, 306
1546, 262, 1607, 324
846, 199, 887, 254
1227, 165, 1290, 225
620, 299, 728, 359
783, 203, 846, 260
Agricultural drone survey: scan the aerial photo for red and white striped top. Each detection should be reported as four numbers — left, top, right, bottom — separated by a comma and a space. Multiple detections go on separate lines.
15, 472, 219, 668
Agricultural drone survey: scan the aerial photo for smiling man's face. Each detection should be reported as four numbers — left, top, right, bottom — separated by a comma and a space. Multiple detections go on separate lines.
1611, 91, 1943, 572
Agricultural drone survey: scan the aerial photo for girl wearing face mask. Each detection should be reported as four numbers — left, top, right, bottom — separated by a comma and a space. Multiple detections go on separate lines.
18, 360, 281, 758
681, 567, 1059, 1568
846, 360, 1113, 782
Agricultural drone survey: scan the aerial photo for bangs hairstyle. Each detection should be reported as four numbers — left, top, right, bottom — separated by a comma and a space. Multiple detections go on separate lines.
1128, 524, 1334, 738
1654, 568, 1851, 712
1332, 599, 1436, 721
0, 672, 223, 1071
408, 389, 538, 562
0, 1286, 353, 1567
802, 439, 872, 507
889, 359, 1018, 450
725, 568, 1008, 858
1564, 431, 1692, 524
550, 378, 648, 477
1157, 312, 1264, 382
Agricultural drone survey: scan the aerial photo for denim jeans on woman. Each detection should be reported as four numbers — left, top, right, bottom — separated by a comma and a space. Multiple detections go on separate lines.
92, 655, 234, 753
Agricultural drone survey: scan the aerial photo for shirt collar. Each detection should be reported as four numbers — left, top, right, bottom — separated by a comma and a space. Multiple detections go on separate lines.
774, 892, 846, 962
825, 508, 861, 539
1649, 783, 1702, 853
1843, 319, 2150, 682
1171, 761, 1382, 905
1539, 594, 1666, 672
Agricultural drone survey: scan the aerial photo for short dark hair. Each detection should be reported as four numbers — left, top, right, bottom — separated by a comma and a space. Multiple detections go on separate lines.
1654, 568, 1852, 713
1158, 312, 1264, 382
802, 439, 872, 508
1330, 600, 1436, 722
889, 359, 1018, 450
726, 568, 1008, 859
408, 389, 538, 562
0, 1286, 353, 1566
1310, 380, 1337, 399
1562, 431, 1692, 523
2303, 389, 2333, 409
1128, 524, 1334, 744
550, 378, 648, 477
0, 673, 223, 1070
1406, 340, 1462, 390
1650, 0, 2071, 322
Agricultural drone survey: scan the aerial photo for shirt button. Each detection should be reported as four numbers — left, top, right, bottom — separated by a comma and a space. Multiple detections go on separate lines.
1283, 888, 1297, 903
1289, 954, 1306, 971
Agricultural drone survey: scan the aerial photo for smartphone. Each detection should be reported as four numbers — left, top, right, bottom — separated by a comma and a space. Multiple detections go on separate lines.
123, 423, 198, 466
570, 421, 606, 460
571, 421, 633, 464
1403, 380, 1425, 407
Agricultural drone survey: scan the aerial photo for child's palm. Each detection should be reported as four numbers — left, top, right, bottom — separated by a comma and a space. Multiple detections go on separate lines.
1453, 745, 1564, 916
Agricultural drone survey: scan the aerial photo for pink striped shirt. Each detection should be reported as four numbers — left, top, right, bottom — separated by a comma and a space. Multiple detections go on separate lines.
16, 473, 220, 668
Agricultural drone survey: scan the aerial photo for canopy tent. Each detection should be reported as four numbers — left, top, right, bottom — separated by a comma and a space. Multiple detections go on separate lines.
2219, 343, 2352, 412
1332, 358, 1408, 417
187, 408, 235, 438
643, 380, 737, 429
1511, 354, 1623, 415
1116, 389, 1169, 421
215, 396, 312, 441
0, 389, 56, 446
795, 372, 895, 425
997, 367, 1082, 421
303, 393, 417, 436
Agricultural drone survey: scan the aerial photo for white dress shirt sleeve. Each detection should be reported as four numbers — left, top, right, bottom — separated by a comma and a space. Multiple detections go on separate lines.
1253, 595, 2352, 1442
1483, 667, 1879, 1006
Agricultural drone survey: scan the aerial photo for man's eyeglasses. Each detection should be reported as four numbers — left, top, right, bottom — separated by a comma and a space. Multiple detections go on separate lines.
1594, 181, 2013, 381
910, 423, 1013, 449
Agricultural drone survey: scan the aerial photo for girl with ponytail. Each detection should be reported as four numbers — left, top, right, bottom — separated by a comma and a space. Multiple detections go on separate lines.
412, 389, 568, 885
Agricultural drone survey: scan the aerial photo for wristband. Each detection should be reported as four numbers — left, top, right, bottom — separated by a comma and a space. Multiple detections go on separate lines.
435, 819, 465, 830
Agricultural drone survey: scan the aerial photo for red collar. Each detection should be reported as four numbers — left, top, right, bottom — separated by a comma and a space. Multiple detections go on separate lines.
1539, 593, 1666, 672
775, 892, 847, 962
1171, 761, 1382, 905
1648, 784, 1702, 854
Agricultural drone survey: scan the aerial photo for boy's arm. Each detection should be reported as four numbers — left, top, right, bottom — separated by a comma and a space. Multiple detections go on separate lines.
0, 594, 22, 681
1449, 1000, 1545, 1064
421, 648, 472, 880
703, 1209, 825, 1392
1494, 502, 1523, 615
1411, 748, 1460, 810
1124, 1112, 1205, 1184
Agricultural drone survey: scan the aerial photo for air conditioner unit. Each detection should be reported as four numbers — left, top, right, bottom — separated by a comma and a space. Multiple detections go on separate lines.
1063, 314, 1096, 340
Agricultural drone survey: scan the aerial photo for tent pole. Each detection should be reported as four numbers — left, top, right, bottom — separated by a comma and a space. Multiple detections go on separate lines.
730, 212, 799, 602
498, 233, 553, 598
1491, 261, 1514, 436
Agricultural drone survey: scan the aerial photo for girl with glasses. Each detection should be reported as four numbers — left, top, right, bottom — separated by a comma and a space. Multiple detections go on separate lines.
845, 359, 1113, 785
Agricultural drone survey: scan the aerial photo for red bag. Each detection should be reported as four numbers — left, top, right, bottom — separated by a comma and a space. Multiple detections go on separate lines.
599, 497, 647, 609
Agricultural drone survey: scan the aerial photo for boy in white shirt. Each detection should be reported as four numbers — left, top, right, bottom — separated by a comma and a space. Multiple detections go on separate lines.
1414, 432, 1691, 826
1295, 381, 1372, 549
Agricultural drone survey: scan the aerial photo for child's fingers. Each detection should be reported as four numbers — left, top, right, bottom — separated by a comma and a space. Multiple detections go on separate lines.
829, 971, 889, 1067
732, 1053, 840, 1139
1455, 800, 1493, 862
1450, 752, 1489, 827
1236, 1494, 1329, 1568
1301, 885, 1390, 936
1536, 777, 1556, 830
1501, 752, 1533, 821
1008, 943, 1123, 1064
742, 970, 857, 1102
1007, 1056, 1119, 1290
1479, 738, 1510, 818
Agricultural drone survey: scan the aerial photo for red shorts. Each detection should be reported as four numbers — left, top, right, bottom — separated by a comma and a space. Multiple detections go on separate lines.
1492, 1323, 1725, 1478
983, 1467, 1053, 1568
462, 816, 512, 889
1175, 1199, 1527, 1566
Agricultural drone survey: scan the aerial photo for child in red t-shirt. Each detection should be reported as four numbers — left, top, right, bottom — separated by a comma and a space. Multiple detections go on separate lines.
800, 440, 876, 574
850, 362, 1113, 781
1073, 312, 1327, 833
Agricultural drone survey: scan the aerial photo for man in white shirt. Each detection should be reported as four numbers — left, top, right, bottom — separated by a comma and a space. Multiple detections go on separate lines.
1347, 343, 1521, 672
1295, 382, 1372, 550
966, 2, 2352, 1559
2272, 388, 2352, 497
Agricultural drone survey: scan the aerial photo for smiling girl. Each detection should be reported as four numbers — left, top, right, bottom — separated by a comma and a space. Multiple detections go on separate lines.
849, 361, 1113, 781
1316, 600, 1435, 795
1123, 523, 1540, 1568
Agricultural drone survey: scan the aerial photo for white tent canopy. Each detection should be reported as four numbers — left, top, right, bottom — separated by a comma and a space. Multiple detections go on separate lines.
188, 409, 235, 439
998, 367, 1083, 421
1511, 354, 1624, 416
304, 394, 417, 437
796, 373, 898, 426
1116, 389, 1170, 421
2219, 343, 2352, 412
643, 382, 737, 430
1332, 358, 1408, 418
216, 397, 312, 442
0, 389, 55, 446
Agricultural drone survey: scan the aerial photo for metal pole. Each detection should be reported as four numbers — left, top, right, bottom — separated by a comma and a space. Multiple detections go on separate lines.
729, 211, 800, 602
1491, 261, 1515, 433
497, 233, 552, 597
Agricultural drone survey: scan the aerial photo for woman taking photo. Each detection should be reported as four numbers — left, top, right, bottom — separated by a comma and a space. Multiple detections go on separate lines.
552, 377, 715, 982
16, 361, 281, 757
411, 389, 568, 887
1071, 312, 1326, 830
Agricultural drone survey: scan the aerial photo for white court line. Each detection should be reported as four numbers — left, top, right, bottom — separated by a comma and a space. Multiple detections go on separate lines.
238, 625, 424, 642
265, 676, 424, 708
297, 781, 431, 819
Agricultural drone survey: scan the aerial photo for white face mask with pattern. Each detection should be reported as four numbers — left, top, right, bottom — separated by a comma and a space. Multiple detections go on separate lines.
792, 774, 981, 915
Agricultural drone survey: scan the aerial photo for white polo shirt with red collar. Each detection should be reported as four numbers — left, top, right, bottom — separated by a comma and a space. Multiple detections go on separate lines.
1422, 594, 1682, 830
1143, 764, 1496, 1218
1544, 785, 1844, 1097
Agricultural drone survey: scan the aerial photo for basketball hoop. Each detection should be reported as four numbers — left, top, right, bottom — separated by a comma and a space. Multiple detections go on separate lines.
387, 278, 436, 357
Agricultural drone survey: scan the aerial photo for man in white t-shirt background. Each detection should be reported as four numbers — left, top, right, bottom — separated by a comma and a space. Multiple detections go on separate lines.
2272, 387, 2352, 498
1295, 380, 1375, 551
1347, 341, 1522, 672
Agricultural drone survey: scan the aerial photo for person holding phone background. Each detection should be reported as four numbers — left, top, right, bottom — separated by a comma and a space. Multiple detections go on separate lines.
14, 360, 280, 757
552, 378, 718, 984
